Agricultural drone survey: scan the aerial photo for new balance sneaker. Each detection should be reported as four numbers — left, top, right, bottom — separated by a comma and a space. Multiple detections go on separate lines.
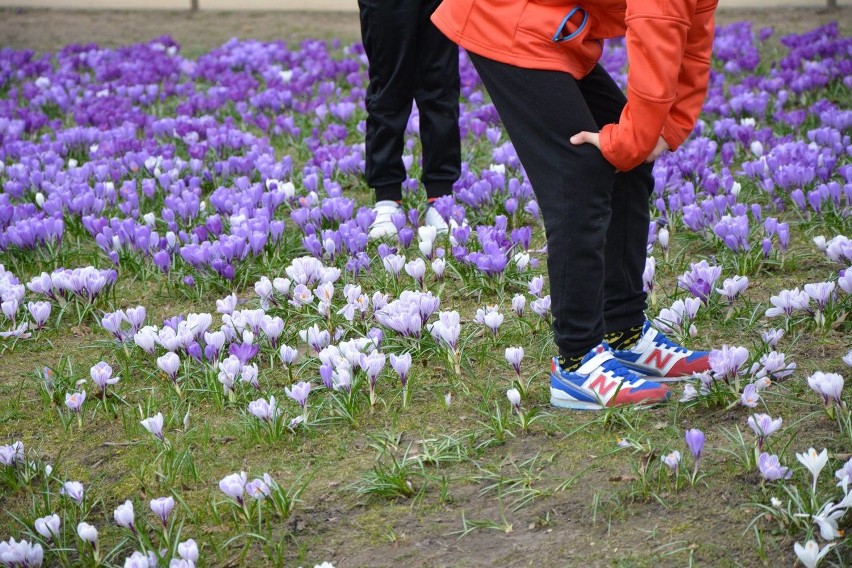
369, 200, 401, 240
610, 321, 711, 380
550, 344, 671, 410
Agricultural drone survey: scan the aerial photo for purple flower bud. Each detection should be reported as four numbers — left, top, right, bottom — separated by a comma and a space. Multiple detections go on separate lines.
390, 352, 412, 387
219, 472, 247, 504
149, 496, 175, 526
34, 514, 60, 541
77, 522, 98, 545
114, 500, 135, 531
684, 428, 705, 460
60, 481, 84, 503
140, 413, 165, 441
505, 347, 524, 376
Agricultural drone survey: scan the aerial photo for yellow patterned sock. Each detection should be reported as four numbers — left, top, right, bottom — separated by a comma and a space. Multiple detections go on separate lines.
605, 325, 644, 350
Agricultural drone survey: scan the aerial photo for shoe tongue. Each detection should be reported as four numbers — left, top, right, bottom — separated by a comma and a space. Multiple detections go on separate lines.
579, 342, 612, 367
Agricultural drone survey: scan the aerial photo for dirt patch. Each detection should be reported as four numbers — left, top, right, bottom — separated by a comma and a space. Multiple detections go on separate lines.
0, 6, 849, 56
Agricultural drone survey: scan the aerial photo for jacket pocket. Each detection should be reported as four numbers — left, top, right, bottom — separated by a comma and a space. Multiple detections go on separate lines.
514, 2, 591, 50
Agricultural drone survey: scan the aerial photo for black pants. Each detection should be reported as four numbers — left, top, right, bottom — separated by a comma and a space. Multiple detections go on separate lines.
358, 0, 461, 202
470, 53, 653, 358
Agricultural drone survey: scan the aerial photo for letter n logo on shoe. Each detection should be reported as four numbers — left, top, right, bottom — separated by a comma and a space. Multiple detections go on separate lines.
589, 374, 616, 396
645, 349, 673, 370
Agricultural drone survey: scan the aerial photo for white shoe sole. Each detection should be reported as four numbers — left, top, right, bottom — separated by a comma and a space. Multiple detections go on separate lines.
616, 360, 697, 383
550, 388, 605, 410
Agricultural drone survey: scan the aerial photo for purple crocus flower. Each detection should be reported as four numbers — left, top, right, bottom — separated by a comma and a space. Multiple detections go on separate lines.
299, 324, 331, 353
65, 391, 86, 413
34, 514, 60, 541
747, 413, 782, 450
530, 296, 551, 320
390, 352, 412, 387
755, 351, 796, 380
279, 344, 298, 366
677, 260, 722, 304
715, 276, 749, 304
0, 441, 24, 467
685, 428, 705, 461
804, 281, 835, 312
90, 361, 118, 392
27, 301, 51, 329
157, 352, 180, 382
228, 342, 258, 365
512, 294, 526, 317
152, 250, 171, 273
101, 311, 126, 342
319, 363, 334, 389
124, 306, 147, 333
113, 500, 136, 532
246, 477, 270, 500
149, 496, 175, 526
360, 351, 386, 397
60, 481, 85, 503
528, 276, 544, 298
219, 472, 247, 505
740, 383, 760, 407
761, 328, 784, 347
807, 371, 844, 408
709, 345, 749, 383
505, 347, 524, 377
285, 381, 312, 409
765, 288, 811, 317
758, 452, 792, 482
248, 397, 280, 422
140, 413, 165, 441
643, 257, 656, 294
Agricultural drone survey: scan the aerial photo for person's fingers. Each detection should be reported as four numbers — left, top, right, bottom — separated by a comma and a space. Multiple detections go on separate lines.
570, 131, 600, 148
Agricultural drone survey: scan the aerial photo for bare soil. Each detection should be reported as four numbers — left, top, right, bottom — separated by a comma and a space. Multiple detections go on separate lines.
0, 6, 849, 55
0, 6, 849, 568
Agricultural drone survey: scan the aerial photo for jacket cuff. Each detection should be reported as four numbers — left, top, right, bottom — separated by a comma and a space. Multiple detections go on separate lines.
599, 123, 639, 172
661, 122, 686, 151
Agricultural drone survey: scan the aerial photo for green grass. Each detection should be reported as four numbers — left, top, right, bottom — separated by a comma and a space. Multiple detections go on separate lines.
0, 23, 851, 568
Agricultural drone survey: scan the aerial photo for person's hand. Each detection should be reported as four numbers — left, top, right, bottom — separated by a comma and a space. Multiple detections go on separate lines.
644, 136, 668, 163
570, 131, 600, 150
571, 131, 620, 172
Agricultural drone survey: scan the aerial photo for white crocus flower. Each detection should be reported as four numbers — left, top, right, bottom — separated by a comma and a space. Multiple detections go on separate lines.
793, 540, 832, 568
796, 448, 829, 495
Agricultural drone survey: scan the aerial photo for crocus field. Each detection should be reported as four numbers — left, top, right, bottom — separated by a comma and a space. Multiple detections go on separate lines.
0, 16, 851, 568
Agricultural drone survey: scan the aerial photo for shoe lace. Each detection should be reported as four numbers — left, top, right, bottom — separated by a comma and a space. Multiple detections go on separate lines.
651, 331, 688, 354
600, 357, 642, 384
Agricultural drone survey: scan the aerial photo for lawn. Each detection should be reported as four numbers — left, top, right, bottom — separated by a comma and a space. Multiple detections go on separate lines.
0, 12, 851, 568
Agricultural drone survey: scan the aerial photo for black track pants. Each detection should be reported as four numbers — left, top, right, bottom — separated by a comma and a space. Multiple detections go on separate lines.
470, 53, 653, 358
358, 0, 462, 202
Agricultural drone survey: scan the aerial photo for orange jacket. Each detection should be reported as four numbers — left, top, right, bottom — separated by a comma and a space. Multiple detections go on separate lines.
432, 0, 717, 171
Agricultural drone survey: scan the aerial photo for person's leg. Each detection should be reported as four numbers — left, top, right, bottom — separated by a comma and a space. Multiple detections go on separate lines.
577, 66, 653, 342
469, 53, 615, 360
576, 67, 711, 380
358, 0, 419, 203
415, 0, 461, 201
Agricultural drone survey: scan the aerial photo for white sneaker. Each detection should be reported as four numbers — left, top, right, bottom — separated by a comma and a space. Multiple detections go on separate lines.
369, 200, 401, 239
425, 205, 468, 235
